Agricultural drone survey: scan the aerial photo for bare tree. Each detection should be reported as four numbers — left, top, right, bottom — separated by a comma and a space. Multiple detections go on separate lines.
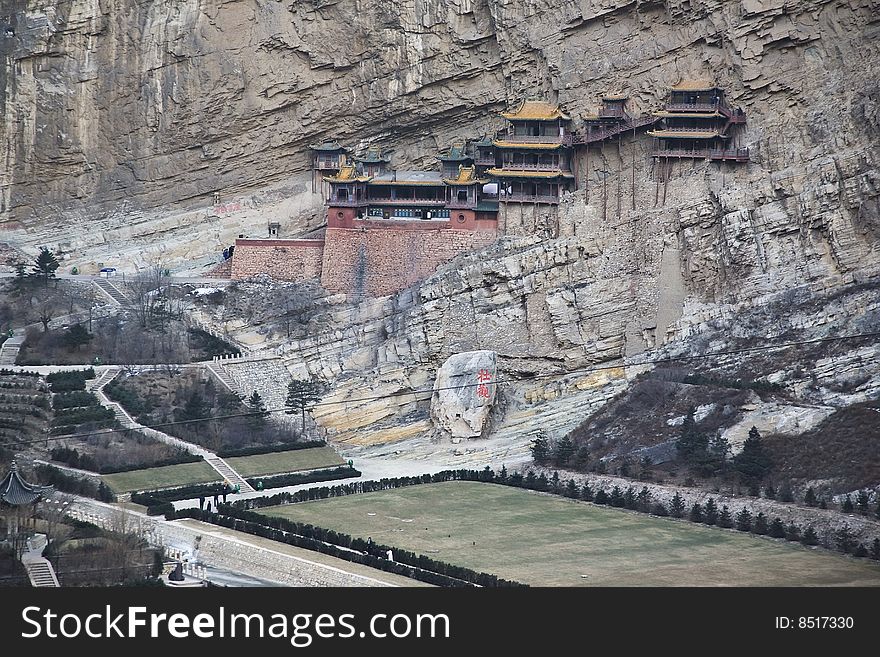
41, 493, 75, 547
32, 289, 59, 333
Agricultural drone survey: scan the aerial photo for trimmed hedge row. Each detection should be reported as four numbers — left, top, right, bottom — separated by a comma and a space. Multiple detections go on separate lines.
49, 446, 201, 475
46, 369, 95, 392
216, 440, 327, 458
168, 506, 523, 588
33, 464, 115, 502
245, 466, 361, 490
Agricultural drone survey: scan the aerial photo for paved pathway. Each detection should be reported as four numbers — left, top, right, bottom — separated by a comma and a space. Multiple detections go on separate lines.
21, 534, 60, 587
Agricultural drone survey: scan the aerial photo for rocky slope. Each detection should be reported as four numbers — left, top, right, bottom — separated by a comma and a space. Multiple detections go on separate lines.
3, 1, 880, 487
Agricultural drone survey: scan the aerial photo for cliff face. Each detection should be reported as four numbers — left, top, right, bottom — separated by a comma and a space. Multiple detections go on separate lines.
4, 1, 880, 470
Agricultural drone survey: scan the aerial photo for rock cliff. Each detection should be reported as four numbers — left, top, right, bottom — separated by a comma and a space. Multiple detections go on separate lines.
3, 1, 879, 478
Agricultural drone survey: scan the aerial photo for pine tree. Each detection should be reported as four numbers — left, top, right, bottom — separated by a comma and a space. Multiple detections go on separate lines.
178, 391, 209, 423
581, 483, 594, 502
834, 527, 855, 554
670, 492, 686, 518
703, 498, 718, 525
801, 526, 819, 546
804, 486, 817, 507
689, 503, 704, 523
573, 446, 591, 470
871, 538, 880, 561
675, 408, 710, 471
525, 470, 537, 488
768, 517, 786, 538
842, 494, 854, 513
734, 426, 773, 482
593, 489, 609, 505
819, 498, 828, 509
285, 379, 325, 432
32, 247, 59, 285
536, 472, 549, 491
763, 484, 776, 500
735, 508, 752, 532
753, 512, 768, 535
652, 502, 669, 517
246, 390, 269, 429
12, 261, 30, 293
717, 505, 733, 528
530, 434, 550, 465
784, 522, 801, 542
565, 479, 578, 498
63, 323, 92, 352
550, 471, 560, 493
610, 486, 624, 507
856, 490, 870, 515
636, 486, 651, 512
623, 486, 637, 510
553, 436, 575, 467
853, 543, 868, 558
498, 464, 508, 482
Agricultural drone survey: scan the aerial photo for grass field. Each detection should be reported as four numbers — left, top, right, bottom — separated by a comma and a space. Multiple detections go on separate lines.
102, 461, 221, 493
258, 481, 880, 586
225, 446, 345, 477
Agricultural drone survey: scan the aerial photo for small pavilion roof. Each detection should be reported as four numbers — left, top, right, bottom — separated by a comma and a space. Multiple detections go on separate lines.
501, 100, 570, 121
443, 165, 486, 186
493, 140, 564, 150
486, 168, 574, 179
438, 143, 472, 162
647, 129, 724, 139
309, 141, 348, 152
671, 79, 719, 92
0, 462, 53, 506
323, 164, 371, 183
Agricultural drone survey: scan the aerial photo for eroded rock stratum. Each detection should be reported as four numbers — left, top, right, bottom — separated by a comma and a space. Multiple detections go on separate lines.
3, 1, 879, 471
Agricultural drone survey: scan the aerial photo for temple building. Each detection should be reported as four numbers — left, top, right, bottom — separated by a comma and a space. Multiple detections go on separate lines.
309, 141, 349, 193
437, 142, 473, 178
577, 94, 660, 145
1, 461, 53, 558
354, 148, 391, 177
324, 150, 499, 230
487, 101, 576, 205
648, 81, 749, 162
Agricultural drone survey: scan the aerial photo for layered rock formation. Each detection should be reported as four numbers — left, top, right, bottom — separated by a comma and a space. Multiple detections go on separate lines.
3, 1, 879, 473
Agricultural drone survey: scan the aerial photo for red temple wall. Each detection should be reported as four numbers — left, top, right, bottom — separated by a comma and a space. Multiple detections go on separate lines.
231, 239, 324, 282
320, 226, 498, 297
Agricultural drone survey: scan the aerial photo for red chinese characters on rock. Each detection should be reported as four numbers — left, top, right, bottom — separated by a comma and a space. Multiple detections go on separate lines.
476, 368, 493, 399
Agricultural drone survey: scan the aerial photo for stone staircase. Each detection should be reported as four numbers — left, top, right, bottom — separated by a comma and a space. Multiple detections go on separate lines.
22, 534, 60, 588
0, 329, 24, 366
205, 361, 238, 393
94, 278, 129, 305
205, 456, 254, 493
89, 366, 254, 492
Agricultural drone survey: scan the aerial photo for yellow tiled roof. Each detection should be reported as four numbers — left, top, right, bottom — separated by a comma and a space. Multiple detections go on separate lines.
487, 168, 574, 179
501, 100, 570, 121
443, 165, 485, 186
671, 79, 718, 91
323, 164, 371, 183
493, 140, 564, 150
654, 111, 722, 118
647, 129, 722, 139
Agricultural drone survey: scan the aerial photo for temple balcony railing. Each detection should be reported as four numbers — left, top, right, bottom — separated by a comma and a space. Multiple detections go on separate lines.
446, 200, 478, 209
474, 155, 496, 165
598, 108, 628, 119
364, 197, 447, 206
664, 102, 718, 112
652, 148, 749, 161
315, 159, 342, 169
504, 133, 568, 144
499, 193, 560, 205
497, 162, 562, 171
327, 197, 362, 206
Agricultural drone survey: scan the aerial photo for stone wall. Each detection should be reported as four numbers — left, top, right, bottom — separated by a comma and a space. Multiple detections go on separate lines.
231, 239, 324, 282
320, 226, 498, 297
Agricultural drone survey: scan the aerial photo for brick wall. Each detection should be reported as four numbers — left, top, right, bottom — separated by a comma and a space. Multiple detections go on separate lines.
320, 226, 497, 297
231, 239, 324, 282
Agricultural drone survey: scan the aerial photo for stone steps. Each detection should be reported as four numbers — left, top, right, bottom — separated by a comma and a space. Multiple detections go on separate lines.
94, 278, 129, 305
25, 560, 60, 587
205, 457, 255, 493
0, 332, 24, 366
205, 361, 238, 393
